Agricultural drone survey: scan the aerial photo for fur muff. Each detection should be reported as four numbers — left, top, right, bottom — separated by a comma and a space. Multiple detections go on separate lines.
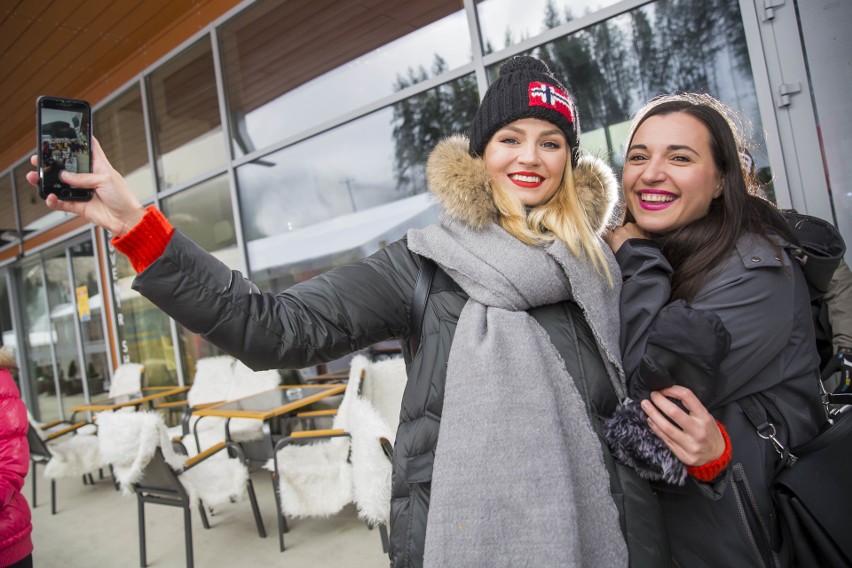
425, 135, 619, 233
604, 399, 687, 485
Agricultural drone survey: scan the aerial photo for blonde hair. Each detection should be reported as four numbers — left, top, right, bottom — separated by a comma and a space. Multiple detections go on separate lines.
491, 164, 612, 284
0, 348, 16, 370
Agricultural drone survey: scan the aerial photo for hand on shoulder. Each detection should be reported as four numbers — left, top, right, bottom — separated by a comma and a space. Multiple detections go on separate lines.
604, 222, 650, 254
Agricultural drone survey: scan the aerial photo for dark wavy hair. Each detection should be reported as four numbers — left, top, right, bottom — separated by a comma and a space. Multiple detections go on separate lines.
625, 93, 795, 302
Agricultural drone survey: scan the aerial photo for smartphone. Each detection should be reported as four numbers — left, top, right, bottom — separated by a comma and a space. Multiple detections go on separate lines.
37, 96, 93, 201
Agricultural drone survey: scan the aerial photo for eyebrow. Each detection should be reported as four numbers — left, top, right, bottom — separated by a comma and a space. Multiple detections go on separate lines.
500, 124, 565, 138
628, 143, 700, 155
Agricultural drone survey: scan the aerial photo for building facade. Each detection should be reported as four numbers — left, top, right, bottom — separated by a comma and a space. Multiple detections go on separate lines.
0, 0, 849, 422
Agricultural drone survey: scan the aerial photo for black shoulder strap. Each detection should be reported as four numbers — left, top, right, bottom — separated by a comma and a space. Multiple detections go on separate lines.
408, 256, 437, 356
738, 395, 796, 468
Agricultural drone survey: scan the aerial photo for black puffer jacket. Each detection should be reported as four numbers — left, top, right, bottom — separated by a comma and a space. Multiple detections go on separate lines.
132, 137, 669, 567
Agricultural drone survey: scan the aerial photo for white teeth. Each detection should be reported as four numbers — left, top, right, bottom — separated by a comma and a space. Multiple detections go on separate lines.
510, 174, 542, 182
640, 193, 675, 203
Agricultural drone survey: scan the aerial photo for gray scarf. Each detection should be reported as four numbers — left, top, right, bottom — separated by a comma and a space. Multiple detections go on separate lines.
408, 217, 628, 568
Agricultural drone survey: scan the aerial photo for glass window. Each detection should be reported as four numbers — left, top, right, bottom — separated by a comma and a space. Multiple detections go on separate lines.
236, 76, 477, 291
160, 174, 242, 271
18, 259, 55, 421
501, 1, 766, 180
219, 0, 470, 155
14, 164, 69, 234
147, 38, 227, 190
160, 176, 238, 385
476, 0, 622, 54
94, 86, 154, 202
108, 244, 179, 388
0, 174, 17, 250
18, 251, 83, 423
68, 240, 109, 400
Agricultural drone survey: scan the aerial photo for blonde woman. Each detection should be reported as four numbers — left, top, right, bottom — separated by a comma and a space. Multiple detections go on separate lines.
27, 56, 668, 567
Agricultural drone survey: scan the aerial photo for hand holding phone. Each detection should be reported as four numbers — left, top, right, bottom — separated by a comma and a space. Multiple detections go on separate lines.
37, 96, 93, 201
26, 136, 147, 238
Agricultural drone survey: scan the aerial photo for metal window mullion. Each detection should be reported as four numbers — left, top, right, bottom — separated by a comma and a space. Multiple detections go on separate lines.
9, 167, 24, 258
95, 226, 116, 377
169, 317, 186, 387
737, 0, 792, 207
139, 76, 161, 209
463, 0, 489, 97
65, 244, 92, 404
210, 27, 249, 276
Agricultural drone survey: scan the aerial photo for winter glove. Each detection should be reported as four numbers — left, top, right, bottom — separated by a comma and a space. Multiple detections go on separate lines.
606, 300, 731, 485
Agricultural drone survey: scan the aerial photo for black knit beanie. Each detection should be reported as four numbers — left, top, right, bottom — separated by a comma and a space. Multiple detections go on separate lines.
468, 56, 579, 162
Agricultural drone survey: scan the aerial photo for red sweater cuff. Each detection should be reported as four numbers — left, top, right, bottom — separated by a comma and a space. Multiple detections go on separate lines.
111, 205, 174, 273
686, 420, 732, 482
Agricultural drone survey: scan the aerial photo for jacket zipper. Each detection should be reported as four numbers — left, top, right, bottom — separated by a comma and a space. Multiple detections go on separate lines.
731, 463, 779, 568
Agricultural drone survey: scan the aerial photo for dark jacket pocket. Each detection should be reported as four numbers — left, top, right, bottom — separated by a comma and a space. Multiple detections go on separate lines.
730, 463, 778, 568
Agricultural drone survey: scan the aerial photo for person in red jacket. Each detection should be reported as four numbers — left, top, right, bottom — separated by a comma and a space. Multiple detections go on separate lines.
0, 349, 33, 568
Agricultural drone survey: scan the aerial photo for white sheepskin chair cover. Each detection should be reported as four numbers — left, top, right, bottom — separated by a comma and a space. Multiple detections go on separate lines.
42, 434, 103, 479
264, 359, 367, 518
108, 363, 144, 398
168, 357, 279, 455
359, 357, 406, 433
267, 355, 406, 524
273, 437, 352, 518
351, 356, 406, 526
349, 397, 394, 526
186, 356, 237, 407
97, 411, 248, 507
225, 361, 281, 442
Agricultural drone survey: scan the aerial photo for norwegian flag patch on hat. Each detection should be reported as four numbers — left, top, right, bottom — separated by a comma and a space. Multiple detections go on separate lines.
528, 81, 574, 123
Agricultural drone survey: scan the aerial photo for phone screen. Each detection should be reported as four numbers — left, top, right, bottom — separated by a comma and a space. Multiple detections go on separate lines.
37, 96, 93, 201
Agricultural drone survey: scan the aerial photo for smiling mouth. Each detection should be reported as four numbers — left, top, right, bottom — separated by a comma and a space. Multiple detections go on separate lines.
639, 192, 675, 203
637, 191, 676, 210
509, 174, 544, 183
509, 173, 544, 187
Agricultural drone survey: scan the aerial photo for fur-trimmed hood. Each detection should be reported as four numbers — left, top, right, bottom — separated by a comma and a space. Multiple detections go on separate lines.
425, 134, 619, 233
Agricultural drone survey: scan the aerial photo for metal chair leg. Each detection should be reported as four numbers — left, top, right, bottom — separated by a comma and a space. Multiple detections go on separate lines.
30, 460, 37, 508
272, 472, 286, 551
50, 479, 56, 515
198, 502, 210, 529
246, 477, 266, 538
137, 495, 147, 567
184, 504, 194, 568
379, 523, 390, 553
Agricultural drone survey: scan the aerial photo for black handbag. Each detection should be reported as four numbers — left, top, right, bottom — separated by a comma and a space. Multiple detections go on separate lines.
739, 395, 852, 568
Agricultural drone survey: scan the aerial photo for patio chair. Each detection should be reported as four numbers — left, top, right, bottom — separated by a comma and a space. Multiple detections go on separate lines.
268, 354, 406, 552
96, 411, 266, 568
26, 418, 104, 514
164, 356, 280, 456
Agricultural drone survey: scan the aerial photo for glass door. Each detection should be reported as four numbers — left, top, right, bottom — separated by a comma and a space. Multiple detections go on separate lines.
17, 235, 108, 422
19, 256, 62, 422
68, 240, 109, 401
